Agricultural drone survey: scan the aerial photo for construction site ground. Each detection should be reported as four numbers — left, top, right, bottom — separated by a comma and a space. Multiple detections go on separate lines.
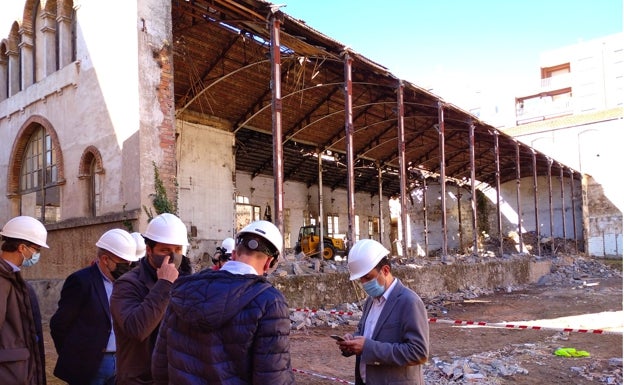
43, 260, 622, 384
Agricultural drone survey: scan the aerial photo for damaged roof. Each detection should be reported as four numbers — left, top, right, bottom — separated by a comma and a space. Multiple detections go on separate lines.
171, 0, 580, 197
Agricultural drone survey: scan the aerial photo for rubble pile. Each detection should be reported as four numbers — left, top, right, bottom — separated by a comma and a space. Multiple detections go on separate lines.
536, 255, 622, 286
285, 255, 621, 383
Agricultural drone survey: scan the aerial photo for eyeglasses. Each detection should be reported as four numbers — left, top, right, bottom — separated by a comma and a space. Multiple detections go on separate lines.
27, 244, 41, 253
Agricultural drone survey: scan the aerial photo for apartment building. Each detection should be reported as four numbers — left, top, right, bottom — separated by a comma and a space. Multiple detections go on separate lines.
504, 32, 623, 257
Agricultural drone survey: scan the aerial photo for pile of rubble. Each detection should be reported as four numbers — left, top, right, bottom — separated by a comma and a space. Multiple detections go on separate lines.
287, 256, 622, 383
423, 333, 623, 384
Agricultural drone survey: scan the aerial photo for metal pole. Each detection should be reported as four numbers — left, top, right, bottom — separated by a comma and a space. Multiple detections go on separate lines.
532, 151, 540, 257
515, 141, 523, 253
423, 177, 429, 258
269, 12, 285, 238
377, 163, 385, 245
559, 165, 567, 247
343, 52, 356, 251
457, 185, 463, 250
569, 168, 578, 253
494, 132, 503, 257
469, 122, 478, 255
438, 103, 448, 259
318, 149, 324, 258
547, 158, 554, 244
397, 81, 408, 258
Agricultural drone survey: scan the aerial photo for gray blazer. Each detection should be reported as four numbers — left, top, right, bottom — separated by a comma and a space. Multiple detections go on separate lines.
354, 279, 429, 385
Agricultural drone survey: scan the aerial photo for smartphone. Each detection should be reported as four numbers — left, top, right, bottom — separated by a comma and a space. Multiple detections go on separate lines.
330, 334, 345, 342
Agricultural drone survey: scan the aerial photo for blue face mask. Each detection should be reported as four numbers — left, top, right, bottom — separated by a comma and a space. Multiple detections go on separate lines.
362, 274, 386, 298
22, 247, 41, 268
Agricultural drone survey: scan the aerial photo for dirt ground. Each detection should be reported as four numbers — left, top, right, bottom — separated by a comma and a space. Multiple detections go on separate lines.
43, 275, 622, 385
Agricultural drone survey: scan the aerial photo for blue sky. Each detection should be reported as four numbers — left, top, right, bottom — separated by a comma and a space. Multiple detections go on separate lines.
282, 0, 623, 105
1, 0, 621, 109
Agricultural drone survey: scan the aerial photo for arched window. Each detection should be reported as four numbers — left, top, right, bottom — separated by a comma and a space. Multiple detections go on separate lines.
79, 146, 104, 217
19, 125, 61, 222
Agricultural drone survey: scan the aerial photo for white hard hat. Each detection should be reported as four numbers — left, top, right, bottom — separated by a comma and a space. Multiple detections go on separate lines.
130, 232, 146, 259
347, 239, 390, 280
0, 216, 49, 248
237, 220, 283, 257
221, 237, 235, 254
142, 213, 189, 246
96, 229, 139, 262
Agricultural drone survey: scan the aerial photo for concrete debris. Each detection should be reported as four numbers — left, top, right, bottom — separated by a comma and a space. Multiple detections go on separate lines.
284, 254, 621, 384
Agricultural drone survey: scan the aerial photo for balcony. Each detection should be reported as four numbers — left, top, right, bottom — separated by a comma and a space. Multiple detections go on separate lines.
515, 96, 574, 125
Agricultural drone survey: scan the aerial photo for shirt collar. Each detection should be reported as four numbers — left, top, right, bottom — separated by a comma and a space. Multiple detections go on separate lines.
220, 260, 259, 275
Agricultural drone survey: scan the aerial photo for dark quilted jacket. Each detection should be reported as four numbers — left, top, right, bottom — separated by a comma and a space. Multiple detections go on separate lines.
151, 269, 295, 385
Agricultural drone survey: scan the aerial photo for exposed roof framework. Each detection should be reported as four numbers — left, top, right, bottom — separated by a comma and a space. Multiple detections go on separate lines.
171, 0, 580, 198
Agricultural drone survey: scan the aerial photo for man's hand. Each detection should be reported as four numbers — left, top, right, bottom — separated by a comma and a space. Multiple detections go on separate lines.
338, 335, 365, 356
157, 255, 179, 283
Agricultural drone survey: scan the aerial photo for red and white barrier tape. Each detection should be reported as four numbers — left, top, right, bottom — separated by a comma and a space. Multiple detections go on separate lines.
291, 308, 622, 335
428, 317, 623, 335
292, 368, 354, 384
292, 308, 355, 316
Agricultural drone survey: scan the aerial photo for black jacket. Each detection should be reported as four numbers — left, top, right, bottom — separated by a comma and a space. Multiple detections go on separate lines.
50, 264, 112, 384
152, 268, 295, 385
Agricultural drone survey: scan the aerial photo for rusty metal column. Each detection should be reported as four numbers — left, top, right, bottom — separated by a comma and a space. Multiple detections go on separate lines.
569, 168, 578, 253
515, 141, 523, 254
469, 122, 478, 255
377, 163, 385, 245
457, 185, 463, 249
532, 150, 540, 257
559, 165, 567, 244
397, 81, 408, 258
494, 132, 503, 257
343, 52, 356, 251
423, 177, 429, 257
437, 102, 448, 258
269, 11, 284, 235
318, 149, 325, 257
547, 159, 554, 242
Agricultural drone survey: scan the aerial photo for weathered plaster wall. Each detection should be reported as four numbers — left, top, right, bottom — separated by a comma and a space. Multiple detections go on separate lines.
32, 256, 554, 322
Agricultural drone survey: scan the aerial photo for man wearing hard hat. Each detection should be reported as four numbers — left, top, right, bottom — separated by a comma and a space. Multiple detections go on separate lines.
336, 239, 429, 385
110, 213, 188, 385
50, 228, 139, 385
152, 220, 295, 384
0, 215, 49, 385
210, 237, 235, 270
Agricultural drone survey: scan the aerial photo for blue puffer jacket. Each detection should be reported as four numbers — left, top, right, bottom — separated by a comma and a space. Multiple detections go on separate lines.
152, 268, 295, 385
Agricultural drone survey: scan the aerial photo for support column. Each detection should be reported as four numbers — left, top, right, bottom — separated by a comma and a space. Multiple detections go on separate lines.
318, 149, 324, 258
343, 52, 356, 251
494, 132, 503, 257
423, 178, 429, 257
40, 10, 58, 77
438, 102, 448, 258
377, 163, 385, 246
269, 11, 284, 238
559, 165, 567, 245
515, 141, 523, 253
547, 158, 554, 242
457, 185, 463, 250
57, 13, 73, 67
7, 48, 20, 96
532, 151, 540, 257
469, 122, 478, 255
569, 168, 578, 253
397, 81, 408, 258
0, 55, 7, 100
19, 28, 34, 89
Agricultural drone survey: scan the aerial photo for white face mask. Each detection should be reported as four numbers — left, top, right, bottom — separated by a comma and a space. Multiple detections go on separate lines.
22, 246, 41, 268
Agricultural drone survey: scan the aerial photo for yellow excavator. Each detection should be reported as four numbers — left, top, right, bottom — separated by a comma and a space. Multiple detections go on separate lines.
294, 225, 347, 260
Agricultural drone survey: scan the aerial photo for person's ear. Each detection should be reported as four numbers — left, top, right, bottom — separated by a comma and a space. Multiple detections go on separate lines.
262, 256, 272, 272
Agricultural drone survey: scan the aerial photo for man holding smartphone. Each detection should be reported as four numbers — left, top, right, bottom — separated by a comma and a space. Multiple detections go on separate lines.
335, 239, 429, 385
